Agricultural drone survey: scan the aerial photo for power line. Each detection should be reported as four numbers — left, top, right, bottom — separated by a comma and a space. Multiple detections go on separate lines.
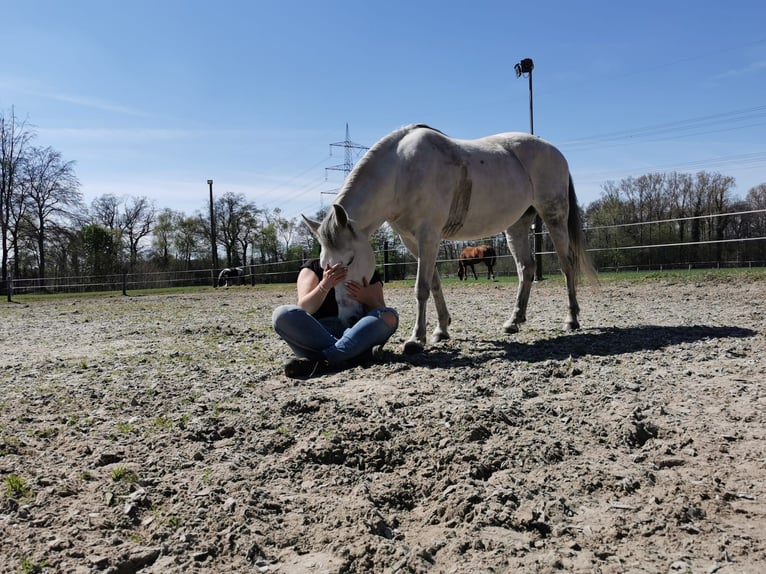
561, 105, 766, 151
576, 151, 766, 185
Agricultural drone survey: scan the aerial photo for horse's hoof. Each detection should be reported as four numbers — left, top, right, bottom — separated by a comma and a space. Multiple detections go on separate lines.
503, 322, 520, 334
429, 331, 450, 344
403, 340, 424, 354
564, 321, 580, 331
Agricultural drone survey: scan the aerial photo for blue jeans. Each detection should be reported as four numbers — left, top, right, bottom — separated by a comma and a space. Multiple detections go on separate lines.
272, 305, 399, 366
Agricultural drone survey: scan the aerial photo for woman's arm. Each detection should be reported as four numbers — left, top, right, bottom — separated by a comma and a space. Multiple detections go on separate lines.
296, 264, 347, 314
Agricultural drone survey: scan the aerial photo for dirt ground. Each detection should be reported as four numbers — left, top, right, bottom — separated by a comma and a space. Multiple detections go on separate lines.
0, 272, 764, 574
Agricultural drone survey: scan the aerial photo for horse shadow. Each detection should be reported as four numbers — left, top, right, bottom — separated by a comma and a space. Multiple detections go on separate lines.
387, 325, 758, 368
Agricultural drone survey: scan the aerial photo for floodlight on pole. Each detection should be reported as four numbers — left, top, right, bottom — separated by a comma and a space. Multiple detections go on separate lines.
515, 57, 543, 281
207, 179, 219, 287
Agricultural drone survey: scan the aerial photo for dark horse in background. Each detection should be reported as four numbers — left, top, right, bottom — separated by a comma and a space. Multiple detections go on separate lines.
457, 245, 496, 280
218, 267, 245, 286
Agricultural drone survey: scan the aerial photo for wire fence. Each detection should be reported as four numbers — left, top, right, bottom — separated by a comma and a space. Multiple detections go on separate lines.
4, 211, 766, 301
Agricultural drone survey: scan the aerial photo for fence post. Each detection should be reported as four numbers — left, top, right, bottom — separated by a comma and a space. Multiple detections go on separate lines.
6, 271, 12, 303
383, 241, 389, 283
122, 273, 127, 296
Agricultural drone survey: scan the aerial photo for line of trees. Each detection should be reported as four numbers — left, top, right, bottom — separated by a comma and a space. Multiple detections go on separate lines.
3, 106, 765, 292
0, 108, 330, 290
414, 170, 766, 277
583, 172, 766, 269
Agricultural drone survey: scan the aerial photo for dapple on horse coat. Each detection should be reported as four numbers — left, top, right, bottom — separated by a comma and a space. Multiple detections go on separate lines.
457, 245, 496, 280
303, 124, 596, 353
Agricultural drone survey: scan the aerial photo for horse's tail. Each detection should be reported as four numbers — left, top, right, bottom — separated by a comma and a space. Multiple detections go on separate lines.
568, 176, 598, 284
486, 246, 497, 267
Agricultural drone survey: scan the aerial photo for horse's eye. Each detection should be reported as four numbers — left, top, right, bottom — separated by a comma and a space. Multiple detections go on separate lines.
347, 256, 354, 266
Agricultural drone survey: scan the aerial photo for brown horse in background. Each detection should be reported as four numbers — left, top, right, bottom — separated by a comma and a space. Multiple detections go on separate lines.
457, 245, 496, 280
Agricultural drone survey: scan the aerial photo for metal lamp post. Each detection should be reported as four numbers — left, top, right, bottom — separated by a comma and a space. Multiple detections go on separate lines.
208, 179, 219, 287
515, 58, 544, 281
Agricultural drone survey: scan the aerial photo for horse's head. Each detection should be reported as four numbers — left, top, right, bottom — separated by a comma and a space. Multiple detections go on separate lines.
303, 204, 376, 327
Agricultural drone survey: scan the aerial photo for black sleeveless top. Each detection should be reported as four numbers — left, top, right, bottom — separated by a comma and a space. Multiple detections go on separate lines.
301, 259, 382, 319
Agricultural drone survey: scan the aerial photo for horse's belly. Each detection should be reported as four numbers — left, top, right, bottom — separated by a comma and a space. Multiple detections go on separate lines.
446, 203, 530, 239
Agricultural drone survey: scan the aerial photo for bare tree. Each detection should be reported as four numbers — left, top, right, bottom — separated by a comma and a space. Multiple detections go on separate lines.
237, 208, 261, 267
7, 165, 32, 278
214, 192, 259, 267
20, 146, 82, 283
152, 208, 180, 267
0, 108, 35, 288
745, 184, 766, 262
270, 208, 298, 259
120, 196, 156, 270
91, 194, 123, 231
174, 215, 206, 269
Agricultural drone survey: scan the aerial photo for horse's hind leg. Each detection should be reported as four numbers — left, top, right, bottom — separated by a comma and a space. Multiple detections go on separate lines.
545, 216, 581, 330
503, 212, 536, 333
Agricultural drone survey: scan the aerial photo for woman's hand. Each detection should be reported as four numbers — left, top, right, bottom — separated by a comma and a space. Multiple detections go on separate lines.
320, 263, 347, 292
345, 277, 385, 310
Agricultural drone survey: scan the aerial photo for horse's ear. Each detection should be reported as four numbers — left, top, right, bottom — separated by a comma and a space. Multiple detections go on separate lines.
302, 214, 321, 236
333, 204, 349, 228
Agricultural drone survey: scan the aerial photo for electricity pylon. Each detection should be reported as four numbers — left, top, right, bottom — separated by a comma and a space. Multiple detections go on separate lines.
321, 124, 369, 209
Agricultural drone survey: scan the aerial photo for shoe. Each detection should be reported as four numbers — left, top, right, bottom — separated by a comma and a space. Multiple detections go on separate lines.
283, 357, 329, 379
353, 345, 386, 367
371, 345, 385, 361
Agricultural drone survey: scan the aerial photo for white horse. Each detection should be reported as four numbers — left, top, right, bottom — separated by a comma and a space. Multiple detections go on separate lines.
303, 124, 597, 354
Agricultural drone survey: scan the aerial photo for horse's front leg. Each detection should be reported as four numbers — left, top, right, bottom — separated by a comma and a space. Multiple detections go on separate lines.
504, 217, 536, 333
403, 270, 431, 354
429, 266, 451, 344
403, 241, 440, 354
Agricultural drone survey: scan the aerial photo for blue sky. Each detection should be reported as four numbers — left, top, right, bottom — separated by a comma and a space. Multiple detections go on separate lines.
2, 0, 765, 222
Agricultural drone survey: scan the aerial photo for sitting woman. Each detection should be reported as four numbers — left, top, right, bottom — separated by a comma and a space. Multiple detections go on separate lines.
272, 259, 399, 378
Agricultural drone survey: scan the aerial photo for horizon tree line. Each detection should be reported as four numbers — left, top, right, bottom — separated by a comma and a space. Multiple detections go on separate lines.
3, 107, 766, 290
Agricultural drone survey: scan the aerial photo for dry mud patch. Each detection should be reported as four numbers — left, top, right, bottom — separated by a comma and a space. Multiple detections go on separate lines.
0, 274, 764, 573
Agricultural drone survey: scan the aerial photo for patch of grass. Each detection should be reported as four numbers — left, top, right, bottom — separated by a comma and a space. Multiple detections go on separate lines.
166, 514, 180, 528
31, 427, 58, 440
116, 422, 136, 434
0, 434, 21, 456
18, 557, 49, 574
66, 415, 95, 430
4, 474, 31, 500
150, 416, 173, 430
111, 467, 138, 484
592, 267, 766, 284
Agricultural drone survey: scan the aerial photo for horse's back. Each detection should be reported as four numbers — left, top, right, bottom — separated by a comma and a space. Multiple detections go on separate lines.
397, 127, 569, 232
